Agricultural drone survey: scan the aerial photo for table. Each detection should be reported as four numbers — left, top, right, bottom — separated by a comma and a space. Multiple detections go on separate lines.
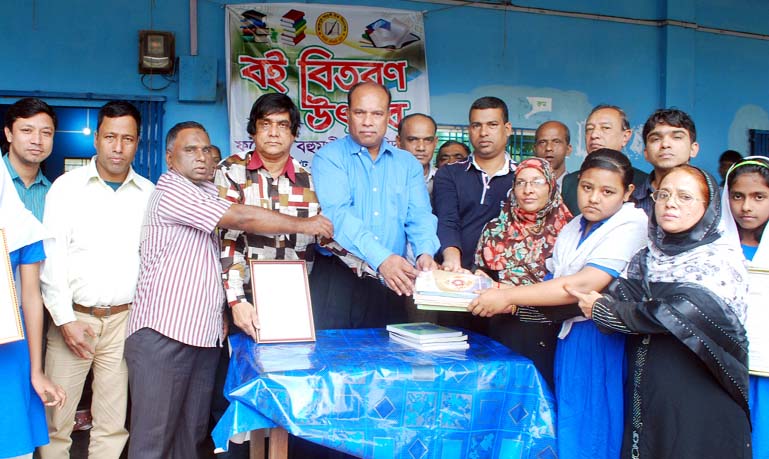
212, 329, 557, 458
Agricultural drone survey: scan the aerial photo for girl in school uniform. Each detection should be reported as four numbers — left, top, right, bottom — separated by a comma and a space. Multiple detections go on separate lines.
469, 148, 648, 459
724, 156, 769, 459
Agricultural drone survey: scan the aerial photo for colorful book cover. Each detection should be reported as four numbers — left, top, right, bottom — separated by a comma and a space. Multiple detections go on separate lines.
415, 270, 492, 298
386, 322, 463, 341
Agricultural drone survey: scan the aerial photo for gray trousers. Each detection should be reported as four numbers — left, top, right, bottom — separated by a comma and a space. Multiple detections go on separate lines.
124, 327, 219, 459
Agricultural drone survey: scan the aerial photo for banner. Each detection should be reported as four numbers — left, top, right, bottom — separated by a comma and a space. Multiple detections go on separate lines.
226, 3, 430, 169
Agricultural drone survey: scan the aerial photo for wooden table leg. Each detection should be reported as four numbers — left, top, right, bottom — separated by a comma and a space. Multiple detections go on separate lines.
249, 429, 266, 459
268, 427, 289, 459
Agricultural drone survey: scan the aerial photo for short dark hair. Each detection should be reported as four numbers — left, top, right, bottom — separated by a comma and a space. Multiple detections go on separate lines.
719, 149, 742, 164
642, 108, 697, 144
397, 113, 437, 136
347, 81, 391, 108
246, 93, 301, 137
4, 97, 57, 131
589, 104, 630, 131
579, 148, 634, 191
469, 97, 509, 123
97, 101, 141, 137
438, 140, 470, 156
166, 121, 207, 150
535, 120, 571, 144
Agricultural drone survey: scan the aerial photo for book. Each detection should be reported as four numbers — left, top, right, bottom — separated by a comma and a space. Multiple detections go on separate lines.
386, 322, 463, 341
388, 332, 467, 344
416, 303, 469, 313
282, 9, 305, 23
390, 334, 469, 351
415, 270, 492, 299
362, 18, 420, 49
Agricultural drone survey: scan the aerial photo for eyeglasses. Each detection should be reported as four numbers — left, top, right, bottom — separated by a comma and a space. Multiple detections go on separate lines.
257, 119, 292, 132
514, 178, 548, 189
650, 190, 705, 206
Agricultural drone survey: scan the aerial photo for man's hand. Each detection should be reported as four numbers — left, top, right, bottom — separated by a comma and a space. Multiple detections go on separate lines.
60, 321, 96, 359
440, 247, 463, 272
564, 286, 601, 319
379, 254, 418, 296
299, 215, 334, 239
416, 254, 438, 272
232, 301, 260, 340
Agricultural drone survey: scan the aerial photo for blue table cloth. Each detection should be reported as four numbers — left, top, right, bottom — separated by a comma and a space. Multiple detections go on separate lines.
213, 329, 557, 458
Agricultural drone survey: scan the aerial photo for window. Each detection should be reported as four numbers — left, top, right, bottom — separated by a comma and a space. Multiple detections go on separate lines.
434, 124, 536, 162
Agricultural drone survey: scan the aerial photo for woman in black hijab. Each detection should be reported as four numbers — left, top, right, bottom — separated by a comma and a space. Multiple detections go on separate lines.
569, 164, 751, 459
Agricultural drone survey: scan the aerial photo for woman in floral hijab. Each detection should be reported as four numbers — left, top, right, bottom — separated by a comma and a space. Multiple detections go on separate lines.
474, 157, 572, 387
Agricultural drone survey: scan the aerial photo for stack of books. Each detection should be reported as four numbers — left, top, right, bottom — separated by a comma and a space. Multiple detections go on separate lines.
360, 18, 420, 49
280, 9, 307, 46
413, 270, 492, 312
387, 322, 468, 351
240, 10, 270, 43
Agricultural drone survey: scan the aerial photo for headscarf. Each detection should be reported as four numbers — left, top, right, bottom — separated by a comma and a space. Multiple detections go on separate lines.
721, 156, 769, 269
627, 165, 748, 322
0, 159, 48, 253
475, 157, 572, 285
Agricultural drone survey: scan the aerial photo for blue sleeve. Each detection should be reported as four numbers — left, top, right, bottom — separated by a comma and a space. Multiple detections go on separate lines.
19, 240, 46, 265
404, 158, 440, 258
433, 166, 462, 252
586, 262, 620, 278
312, 144, 392, 270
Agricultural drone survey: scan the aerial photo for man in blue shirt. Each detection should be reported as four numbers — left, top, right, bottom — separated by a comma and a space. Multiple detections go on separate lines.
433, 96, 516, 272
311, 81, 440, 329
2, 97, 56, 221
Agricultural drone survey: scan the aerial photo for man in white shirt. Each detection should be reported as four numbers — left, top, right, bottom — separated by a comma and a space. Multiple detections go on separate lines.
39, 101, 154, 459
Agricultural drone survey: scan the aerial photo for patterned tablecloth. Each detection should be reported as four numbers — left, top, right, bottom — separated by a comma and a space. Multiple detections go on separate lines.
212, 329, 557, 458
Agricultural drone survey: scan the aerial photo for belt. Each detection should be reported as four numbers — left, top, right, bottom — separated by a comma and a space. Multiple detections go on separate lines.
73, 303, 130, 318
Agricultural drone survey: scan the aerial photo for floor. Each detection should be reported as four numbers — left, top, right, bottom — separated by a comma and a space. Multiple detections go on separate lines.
69, 430, 219, 459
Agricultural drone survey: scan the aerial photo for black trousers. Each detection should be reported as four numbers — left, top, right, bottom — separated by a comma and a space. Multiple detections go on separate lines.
309, 254, 407, 330
125, 328, 219, 459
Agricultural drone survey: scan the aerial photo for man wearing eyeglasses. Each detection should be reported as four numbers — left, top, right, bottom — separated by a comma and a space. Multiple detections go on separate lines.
633, 108, 700, 216
396, 113, 438, 195
40, 101, 153, 459
310, 81, 440, 330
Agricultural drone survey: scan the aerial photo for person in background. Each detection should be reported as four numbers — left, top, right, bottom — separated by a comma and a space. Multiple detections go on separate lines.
0, 160, 65, 459
560, 105, 648, 215
572, 164, 751, 458
207, 145, 222, 182
719, 149, 743, 186
470, 149, 648, 459
533, 120, 572, 189
396, 113, 438, 194
2, 97, 56, 220
435, 140, 470, 168
723, 156, 769, 459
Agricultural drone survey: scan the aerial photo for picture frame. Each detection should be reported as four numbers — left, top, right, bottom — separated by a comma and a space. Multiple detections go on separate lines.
747, 268, 769, 377
0, 229, 24, 345
249, 260, 316, 344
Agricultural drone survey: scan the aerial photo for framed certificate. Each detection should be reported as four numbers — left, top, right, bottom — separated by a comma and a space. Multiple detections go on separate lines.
249, 260, 315, 344
0, 229, 24, 344
747, 268, 769, 376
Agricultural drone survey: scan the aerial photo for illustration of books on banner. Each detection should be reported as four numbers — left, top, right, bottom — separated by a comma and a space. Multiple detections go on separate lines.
360, 18, 420, 49
413, 270, 492, 312
240, 10, 270, 43
280, 9, 307, 46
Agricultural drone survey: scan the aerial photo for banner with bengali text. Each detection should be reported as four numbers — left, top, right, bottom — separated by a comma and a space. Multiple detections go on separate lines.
226, 3, 430, 169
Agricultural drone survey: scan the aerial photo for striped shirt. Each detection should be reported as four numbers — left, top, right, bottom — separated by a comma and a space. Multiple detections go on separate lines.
129, 170, 232, 347
3, 154, 51, 221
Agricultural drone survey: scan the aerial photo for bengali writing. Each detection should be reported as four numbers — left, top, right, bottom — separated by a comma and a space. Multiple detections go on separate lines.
236, 46, 411, 133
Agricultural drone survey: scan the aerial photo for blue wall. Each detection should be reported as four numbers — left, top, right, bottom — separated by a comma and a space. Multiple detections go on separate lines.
1, 0, 767, 178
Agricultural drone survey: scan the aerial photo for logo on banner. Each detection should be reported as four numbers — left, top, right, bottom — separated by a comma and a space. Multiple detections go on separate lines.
316, 12, 348, 45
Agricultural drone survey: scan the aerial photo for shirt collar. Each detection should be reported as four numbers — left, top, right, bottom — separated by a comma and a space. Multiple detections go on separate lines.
3, 154, 51, 187
345, 135, 392, 160
85, 155, 150, 191
465, 154, 515, 177
246, 151, 297, 183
